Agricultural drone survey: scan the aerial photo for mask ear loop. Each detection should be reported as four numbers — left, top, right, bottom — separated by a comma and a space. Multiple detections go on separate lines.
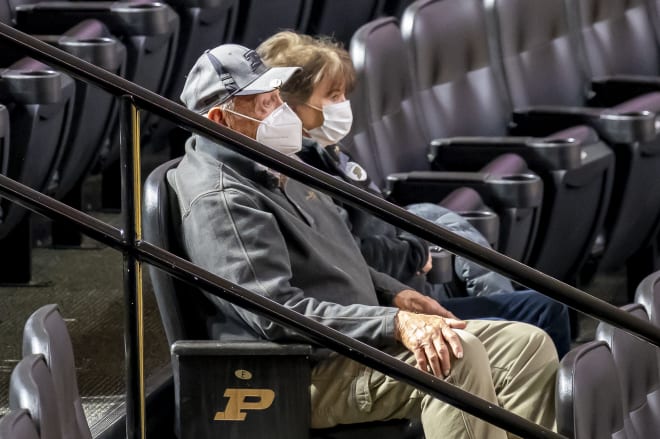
223, 107, 263, 124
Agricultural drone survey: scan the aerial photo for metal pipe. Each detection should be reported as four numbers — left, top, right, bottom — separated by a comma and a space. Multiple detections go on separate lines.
119, 96, 145, 439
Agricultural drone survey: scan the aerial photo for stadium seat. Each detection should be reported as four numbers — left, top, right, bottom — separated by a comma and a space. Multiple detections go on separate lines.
13, 0, 181, 210
350, 15, 562, 269
596, 303, 660, 438
556, 340, 633, 438
9, 354, 61, 439
149, 0, 237, 159
233, 0, 312, 48
396, 0, 614, 283
22, 304, 92, 439
0, 58, 75, 283
163, 0, 237, 101
487, 0, 660, 289
381, 0, 415, 17
0, 409, 40, 439
572, 0, 658, 81
14, 1, 179, 102
635, 269, 660, 325
570, 0, 660, 286
143, 158, 422, 439
305, 0, 385, 47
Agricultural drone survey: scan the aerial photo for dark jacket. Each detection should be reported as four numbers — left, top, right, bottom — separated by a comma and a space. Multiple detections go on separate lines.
169, 135, 407, 352
297, 139, 514, 296
297, 139, 428, 283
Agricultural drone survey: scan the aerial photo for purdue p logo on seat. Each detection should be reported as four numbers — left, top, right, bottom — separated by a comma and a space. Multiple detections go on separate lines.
214, 388, 275, 421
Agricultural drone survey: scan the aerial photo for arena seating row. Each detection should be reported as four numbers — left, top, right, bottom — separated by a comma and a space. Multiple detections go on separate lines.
343, 0, 660, 292
556, 273, 660, 438
0, 0, 419, 283
3, 271, 660, 438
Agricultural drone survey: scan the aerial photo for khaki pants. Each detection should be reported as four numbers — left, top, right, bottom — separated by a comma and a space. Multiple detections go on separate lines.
310, 320, 558, 439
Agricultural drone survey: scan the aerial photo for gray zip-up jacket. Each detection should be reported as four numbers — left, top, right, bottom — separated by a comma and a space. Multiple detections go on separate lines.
169, 135, 408, 351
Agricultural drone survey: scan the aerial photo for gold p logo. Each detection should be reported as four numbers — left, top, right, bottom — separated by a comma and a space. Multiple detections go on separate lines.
214, 388, 275, 421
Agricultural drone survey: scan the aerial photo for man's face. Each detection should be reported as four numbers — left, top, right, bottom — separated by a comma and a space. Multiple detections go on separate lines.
210, 89, 284, 140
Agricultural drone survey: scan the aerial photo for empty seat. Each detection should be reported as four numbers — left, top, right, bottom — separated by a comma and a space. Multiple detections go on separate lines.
0, 58, 75, 283
635, 269, 660, 324
398, 0, 614, 283
233, 0, 312, 48
0, 409, 40, 439
305, 0, 385, 47
22, 304, 92, 439
488, 0, 660, 287
15, 1, 179, 101
572, 0, 658, 80
635, 269, 660, 368
596, 304, 660, 438
348, 16, 545, 264
556, 340, 632, 438
9, 354, 61, 439
163, 0, 237, 100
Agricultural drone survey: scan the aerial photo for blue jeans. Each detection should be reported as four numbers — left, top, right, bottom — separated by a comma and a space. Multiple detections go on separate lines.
439, 290, 571, 359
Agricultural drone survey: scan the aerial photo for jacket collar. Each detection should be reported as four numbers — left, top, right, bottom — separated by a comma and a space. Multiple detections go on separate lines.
191, 134, 281, 188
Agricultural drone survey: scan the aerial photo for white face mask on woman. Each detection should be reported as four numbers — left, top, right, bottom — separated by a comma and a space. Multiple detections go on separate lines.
305, 100, 353, 146
226, 103, 303, 156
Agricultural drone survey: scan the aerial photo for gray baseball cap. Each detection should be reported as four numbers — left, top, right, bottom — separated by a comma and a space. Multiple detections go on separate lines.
180, 44, 301, 113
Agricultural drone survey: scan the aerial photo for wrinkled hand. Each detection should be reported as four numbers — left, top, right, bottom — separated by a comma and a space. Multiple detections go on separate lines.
393, 289, 460, 320
395, 310, 466, 377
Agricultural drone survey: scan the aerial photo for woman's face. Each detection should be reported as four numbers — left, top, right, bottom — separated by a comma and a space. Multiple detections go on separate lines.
294, 74, 346, 132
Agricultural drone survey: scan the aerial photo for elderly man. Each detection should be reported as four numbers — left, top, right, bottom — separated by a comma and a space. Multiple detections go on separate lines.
169, 44, 558, 438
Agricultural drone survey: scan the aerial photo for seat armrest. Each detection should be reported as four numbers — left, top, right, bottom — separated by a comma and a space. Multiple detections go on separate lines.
590, 75, 660, 106
384, 171, 543, 209
429, 136, 583, 171
513, 106, 657, 144
427, 247, 454, 285
0, 68, 64, 104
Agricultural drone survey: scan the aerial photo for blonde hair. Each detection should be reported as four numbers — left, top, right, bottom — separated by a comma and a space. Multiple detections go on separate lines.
257, 31, 356, 105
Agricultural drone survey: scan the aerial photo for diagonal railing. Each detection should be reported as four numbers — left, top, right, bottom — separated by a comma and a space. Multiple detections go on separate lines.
1, 21, 659, 439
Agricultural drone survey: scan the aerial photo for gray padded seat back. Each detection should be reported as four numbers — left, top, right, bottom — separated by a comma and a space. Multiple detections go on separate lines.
574, 0, 659, 77
0, 410, 40, 439
635, 270, 660, 374
9, 354, 61, 439
596, 304, 660, 438
557, 340, 631, 439
143, 158, 219, 344
348, 16, 431, 186
235, 0, 311, 48
635, 270, 660, 324
306, 0, 384, 47
22, 304, 91, 439
490, 0, 586, 108
401, 0, 510, 138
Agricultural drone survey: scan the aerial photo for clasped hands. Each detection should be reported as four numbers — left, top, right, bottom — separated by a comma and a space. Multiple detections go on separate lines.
393, 289, 466, 378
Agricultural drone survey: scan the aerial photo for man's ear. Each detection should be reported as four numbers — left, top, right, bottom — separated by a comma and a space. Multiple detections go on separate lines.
208, 107, 226, 125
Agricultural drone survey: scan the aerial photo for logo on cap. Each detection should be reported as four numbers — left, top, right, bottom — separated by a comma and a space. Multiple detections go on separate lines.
244, 49, 267, 74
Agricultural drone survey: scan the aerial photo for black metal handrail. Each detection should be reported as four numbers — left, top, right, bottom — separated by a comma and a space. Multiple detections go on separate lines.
0, 21, 656, 439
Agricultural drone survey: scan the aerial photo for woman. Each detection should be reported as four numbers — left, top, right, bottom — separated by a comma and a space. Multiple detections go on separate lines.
257, 31, 570, 357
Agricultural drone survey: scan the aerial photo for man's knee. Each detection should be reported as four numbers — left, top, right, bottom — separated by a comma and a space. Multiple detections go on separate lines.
510, 322, 560, 366
449, 330, 492, 383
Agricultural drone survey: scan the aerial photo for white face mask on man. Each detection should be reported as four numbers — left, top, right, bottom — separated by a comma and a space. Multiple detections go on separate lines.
226, 103, 303, 156
305, 100, 353, 146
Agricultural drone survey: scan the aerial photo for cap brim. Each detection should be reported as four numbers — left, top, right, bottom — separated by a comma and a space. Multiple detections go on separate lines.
236, 66, 301, 96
